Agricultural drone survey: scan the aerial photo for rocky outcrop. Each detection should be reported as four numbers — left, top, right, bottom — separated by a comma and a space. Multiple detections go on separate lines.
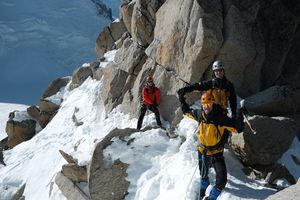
62, 164, 87, 183
59, 150, 87, 183
229, 115, 296, 166
27, 106, 53, 128
42, 77, 70, 98
96, 20, 127, 58
131, 0, 164, 47
120, 0, 135, 35
266, 179, 300, 200
88, 128, 139, 200
38, 99, 60, 113
70, 66, 94, 90
55, 172, 90, 200
6, 119, 36, 149
11, 183, 26, 200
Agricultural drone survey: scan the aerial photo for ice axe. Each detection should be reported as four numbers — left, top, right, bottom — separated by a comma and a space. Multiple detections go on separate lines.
240, 100, 256, 134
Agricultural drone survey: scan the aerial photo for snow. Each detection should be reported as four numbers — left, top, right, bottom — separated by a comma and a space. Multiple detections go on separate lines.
0, 51, 299, 199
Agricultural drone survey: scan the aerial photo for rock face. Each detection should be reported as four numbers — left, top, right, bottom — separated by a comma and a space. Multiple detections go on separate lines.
97, 0, 300, 125
88, 128, 140, 200
230, 115, 297, 166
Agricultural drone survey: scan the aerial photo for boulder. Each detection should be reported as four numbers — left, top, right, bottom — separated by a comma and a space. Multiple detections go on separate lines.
115, 38, 147, 75
266, 179, 300, 200
39, 111, 54, 128
27, 106, 40, 120
55, 172, 90, 200
244, 86, 300, 116
42, 77, 70, 98
120, 0, 135, 34
6, 119, 36, 148
70, 66, 93, 90
131, 0, 164, 47
39, 99, 60, 113
96, 20, 127, 58
88, 128, 138, 200
230, 115, 296, 166
62, 163, 87, 183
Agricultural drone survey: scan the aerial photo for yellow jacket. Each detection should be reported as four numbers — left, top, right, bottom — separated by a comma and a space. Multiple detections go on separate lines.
184, 105, 243, 155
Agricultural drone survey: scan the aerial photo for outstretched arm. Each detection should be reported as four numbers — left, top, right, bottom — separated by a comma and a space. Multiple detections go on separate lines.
217, 109, 244, 133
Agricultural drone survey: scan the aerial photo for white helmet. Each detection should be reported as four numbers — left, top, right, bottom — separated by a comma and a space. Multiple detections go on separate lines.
212, 60, 225, 71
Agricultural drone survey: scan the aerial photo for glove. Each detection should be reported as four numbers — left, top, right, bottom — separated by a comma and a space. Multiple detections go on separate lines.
181, 103, 191, 114
177, 88, 186, 97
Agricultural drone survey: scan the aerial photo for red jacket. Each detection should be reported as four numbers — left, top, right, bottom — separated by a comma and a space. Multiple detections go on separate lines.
142, 86, 161, 105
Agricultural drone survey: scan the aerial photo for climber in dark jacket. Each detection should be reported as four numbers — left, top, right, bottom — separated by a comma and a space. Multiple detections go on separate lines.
178, 60, 237, 118
178, 91, 245, 200
137, 75, 162, 130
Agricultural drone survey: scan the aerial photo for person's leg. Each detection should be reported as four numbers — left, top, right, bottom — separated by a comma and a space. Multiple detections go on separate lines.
149, 105, 162, 127
198, 151, 210, 198
209, 152, 227, 200
137, 104, 147, 129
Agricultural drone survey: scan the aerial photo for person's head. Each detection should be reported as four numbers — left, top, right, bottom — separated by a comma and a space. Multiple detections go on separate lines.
201, 92, 215, 114
212, 60, 225, 79
146, 75, 154, 87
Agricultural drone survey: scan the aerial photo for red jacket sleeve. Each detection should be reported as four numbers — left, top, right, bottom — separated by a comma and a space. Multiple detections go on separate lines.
154, 88, 161, 105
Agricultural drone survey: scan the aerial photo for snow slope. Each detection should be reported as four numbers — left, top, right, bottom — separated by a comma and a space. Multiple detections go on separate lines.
0, 51, 299, 200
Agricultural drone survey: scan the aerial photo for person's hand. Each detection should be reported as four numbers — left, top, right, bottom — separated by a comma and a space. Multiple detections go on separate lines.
181, 103, 191, 114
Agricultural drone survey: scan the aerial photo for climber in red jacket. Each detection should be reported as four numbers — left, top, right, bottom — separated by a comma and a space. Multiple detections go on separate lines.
137, 75, 162, 129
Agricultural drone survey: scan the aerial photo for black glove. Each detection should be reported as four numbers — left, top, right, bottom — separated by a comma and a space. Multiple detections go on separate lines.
177, 88, 186, 97
181, 102, 191, 114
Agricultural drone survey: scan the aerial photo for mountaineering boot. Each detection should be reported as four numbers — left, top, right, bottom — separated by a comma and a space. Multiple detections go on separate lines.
208, 186, 221, 200
200, 178, 209, 199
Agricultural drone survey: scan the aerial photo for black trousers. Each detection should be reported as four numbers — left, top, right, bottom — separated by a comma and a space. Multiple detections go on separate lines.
198, 151, 227, 190
137, 104, 161, 129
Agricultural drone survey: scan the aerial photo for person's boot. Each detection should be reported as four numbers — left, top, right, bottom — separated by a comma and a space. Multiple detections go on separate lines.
200, 178, 209, 199
207, 186, 221, 200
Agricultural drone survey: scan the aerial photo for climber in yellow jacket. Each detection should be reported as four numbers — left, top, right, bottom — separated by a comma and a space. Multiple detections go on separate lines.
178, 91, 245, 200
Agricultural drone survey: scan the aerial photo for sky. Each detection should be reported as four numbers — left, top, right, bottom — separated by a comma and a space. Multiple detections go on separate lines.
0, 0, 120, 105
0, 50, 299, 200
